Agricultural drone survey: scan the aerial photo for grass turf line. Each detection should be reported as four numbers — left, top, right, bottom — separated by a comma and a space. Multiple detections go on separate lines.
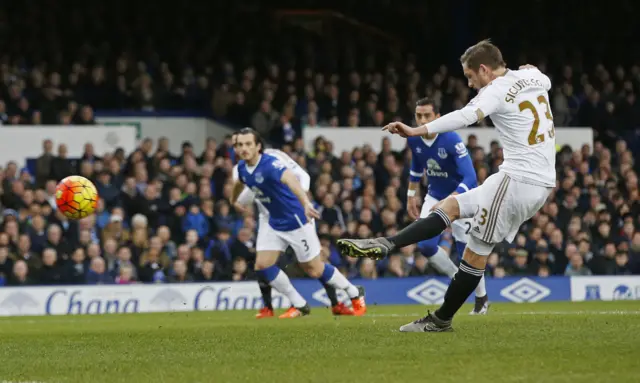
0, 301, 639, 383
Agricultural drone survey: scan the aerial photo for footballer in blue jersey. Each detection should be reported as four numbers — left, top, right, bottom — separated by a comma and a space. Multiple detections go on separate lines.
233, 128, 367, 318
406, 98, 489, 315
230, 132, 356, 318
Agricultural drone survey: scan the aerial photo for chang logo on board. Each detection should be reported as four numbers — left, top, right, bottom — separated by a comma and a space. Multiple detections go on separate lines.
150, 288, 188, 310
0, 292, 39, 315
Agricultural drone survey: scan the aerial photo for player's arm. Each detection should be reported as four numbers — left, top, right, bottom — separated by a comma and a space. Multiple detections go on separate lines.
451, 141, 477, 196
230, 180, 246, 205
234, 187, 255, 214
426, 88, 502, 134
407, 147, 425, 220
280, 169, 320, 219
390, 88, 502, 137
408, 155, 424, 197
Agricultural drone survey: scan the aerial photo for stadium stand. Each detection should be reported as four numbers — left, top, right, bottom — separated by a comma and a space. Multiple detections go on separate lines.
1, 0, 640, 287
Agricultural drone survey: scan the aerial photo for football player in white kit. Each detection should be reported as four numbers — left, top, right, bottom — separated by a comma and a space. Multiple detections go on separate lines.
231, 131, 362, 318
337, 40, 556, 331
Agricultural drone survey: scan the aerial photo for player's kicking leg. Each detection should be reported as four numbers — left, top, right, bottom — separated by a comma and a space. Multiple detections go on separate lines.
339, 172, 551, 331
292, 223, 366, 316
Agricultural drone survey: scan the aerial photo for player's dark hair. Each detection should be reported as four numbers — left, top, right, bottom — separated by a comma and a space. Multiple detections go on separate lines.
415, 97, 440, 114
460, 39, 506, 71
237, 127, 264, 153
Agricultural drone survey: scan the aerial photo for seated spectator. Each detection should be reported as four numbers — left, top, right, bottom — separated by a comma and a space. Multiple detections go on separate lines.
116, 265, 136, 285
64, 248, 88, 285
39, 248, 63, 285
168, 259, 193, 283
86, 257, 114, 285
8, 260, 33, 286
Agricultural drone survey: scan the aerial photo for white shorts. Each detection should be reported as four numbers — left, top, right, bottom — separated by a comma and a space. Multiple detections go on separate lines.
421, 194, 471, 243
454, 171, 552, 256
256, 217, 321, 263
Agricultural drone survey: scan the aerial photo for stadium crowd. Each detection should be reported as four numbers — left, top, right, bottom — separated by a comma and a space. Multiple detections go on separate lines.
1, 1, 640, 286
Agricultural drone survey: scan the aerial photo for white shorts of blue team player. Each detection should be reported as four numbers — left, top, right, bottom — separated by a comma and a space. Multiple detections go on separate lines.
420, 194, 473, 244
235, 161, 320, 263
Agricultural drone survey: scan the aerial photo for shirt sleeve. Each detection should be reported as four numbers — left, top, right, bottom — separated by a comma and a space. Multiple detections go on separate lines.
408, 142, 425, 183
523, 68, 552, 91
428, 85, 502, 134
450, 136, 478, 194
267, 157, 288, 181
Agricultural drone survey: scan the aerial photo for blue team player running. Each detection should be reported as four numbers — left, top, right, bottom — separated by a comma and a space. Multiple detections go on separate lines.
407, 98, 489, 315
232, 128, 367, 318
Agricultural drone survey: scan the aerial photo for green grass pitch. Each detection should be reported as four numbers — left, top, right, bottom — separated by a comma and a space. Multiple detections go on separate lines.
1, 301, 639, 383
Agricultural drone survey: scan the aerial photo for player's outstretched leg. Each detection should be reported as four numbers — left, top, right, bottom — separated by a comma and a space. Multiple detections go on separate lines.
302, 259, 366, 316
338, 205, 454, 260
455, 241, 489, 315
255, 257, 310, 318
256, 276, 275, 319
400, 247, 487, 332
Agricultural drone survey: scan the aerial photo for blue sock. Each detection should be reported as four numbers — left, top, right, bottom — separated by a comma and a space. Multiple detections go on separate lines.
256, 264, 281, 283
417, 235, 441, 258
456, 241, 467, 262
319, 263, 335, 284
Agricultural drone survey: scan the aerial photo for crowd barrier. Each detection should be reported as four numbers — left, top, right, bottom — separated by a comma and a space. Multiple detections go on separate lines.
0, 276, 637, 317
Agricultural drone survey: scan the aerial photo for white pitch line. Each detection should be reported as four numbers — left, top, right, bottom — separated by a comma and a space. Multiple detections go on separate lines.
1, 310, 639, 324
367, 310, 640, 318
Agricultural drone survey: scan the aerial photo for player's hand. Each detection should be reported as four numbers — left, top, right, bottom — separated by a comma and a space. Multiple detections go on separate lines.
407, 196, 421, 221
382, 122, 416, 137
519, 64, 537, 70
305, 202, 321, 221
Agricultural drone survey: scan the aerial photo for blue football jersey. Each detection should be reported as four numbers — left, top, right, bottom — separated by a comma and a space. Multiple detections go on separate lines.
237, 153, 307, 231
407, 132, 478, 200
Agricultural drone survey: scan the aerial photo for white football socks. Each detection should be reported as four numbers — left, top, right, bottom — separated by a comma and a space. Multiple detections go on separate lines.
429, 247, 459, 278
324, 265, 360, 299
475, 275, 487, 298
270, 269, 307, 308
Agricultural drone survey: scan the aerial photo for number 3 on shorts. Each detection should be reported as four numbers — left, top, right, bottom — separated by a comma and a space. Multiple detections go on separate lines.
302, 239, 309, 252
478, 208, 489, 226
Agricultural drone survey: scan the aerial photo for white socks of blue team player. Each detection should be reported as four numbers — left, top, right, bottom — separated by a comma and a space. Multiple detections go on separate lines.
430, 247, 487, 298
319, 264, 359, 298
257, 265, 307, 308
430, 248, 459, 277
